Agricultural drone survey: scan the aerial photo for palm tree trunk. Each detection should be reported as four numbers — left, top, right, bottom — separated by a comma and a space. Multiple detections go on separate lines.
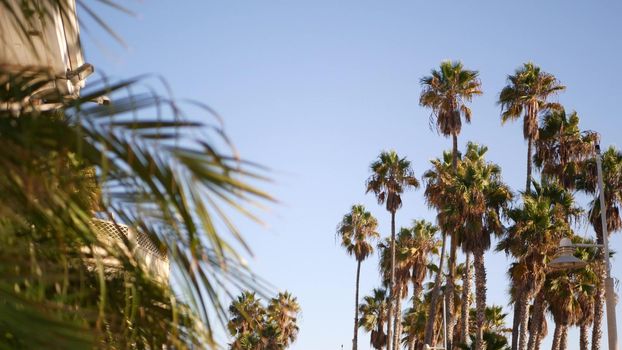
560, 325, 568, 350
446, 236, 456, 350
526, 137, 533, 193
393, 287, 402, 350
511, 289, 523, 350
518, 289, 531, 350
460, 253, 472, 345
353, 260, 362, 350
473, 250, 486, 350
581, 323, 590, 350
387, 211, 396, 350
551, 324, 562, 350
591, 271, 605, 350
408, 284, 420, 350
527, 289, 545, 350
424, 232, 447, 346
446, 132, 458, 350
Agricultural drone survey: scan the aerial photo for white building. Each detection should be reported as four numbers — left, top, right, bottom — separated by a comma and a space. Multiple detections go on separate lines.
0, 0, 92, 99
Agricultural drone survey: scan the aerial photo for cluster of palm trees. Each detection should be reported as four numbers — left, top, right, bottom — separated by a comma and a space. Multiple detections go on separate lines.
227, 291, 301, 349
337, 61, 621, 350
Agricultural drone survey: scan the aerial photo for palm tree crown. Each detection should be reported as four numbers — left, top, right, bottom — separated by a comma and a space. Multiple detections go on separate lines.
337, 205, 380, 261
420, 61, 482, 139
366, 150, 420, 213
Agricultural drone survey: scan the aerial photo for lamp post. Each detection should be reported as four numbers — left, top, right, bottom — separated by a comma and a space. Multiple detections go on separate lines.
549, 144, 618, 350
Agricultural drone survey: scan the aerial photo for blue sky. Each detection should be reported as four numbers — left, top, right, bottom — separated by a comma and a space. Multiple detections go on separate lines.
81, 1, 622, 349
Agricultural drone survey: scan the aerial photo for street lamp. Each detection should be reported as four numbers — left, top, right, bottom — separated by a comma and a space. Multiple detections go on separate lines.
548, 144, 618, 350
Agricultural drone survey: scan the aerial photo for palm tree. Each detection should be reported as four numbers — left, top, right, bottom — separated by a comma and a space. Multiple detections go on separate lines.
444, 142, 512, 350
420, 61, 482, 171
404, 220, 441, 323
379, 234, 411, 350
228, 292, 268, 350
420, 61, 482, 348
544, 273, 581, 350
359, 288, 390, 350
534, 108, 598, 190
366, 151, 420, 350
228, 291, 300, 350
422, 150, 456, 346
497, 180, 580, 350
267, 292, 301, 349
498, 62, 566, 194
576, 146, 622, 350
338, 205, 380, 350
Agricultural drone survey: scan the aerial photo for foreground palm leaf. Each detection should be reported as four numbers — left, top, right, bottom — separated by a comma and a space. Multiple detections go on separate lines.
0, 68, 273, 349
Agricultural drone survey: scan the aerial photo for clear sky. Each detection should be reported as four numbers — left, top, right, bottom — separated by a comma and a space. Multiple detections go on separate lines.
81, 1, 622, 349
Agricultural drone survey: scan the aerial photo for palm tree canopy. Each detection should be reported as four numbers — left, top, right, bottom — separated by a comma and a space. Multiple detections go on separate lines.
576, 146, 622, 235
497, 179, 581, 293
398, 220, 440, 289
534, 108, 598, 189
445, 142, 513, 254
366, 150, 420, 213
337, 204, 380, 261
420, 60, 482, 137
359, 288, 389, 349
498, 62, 566, 140
423, 150, 461, 234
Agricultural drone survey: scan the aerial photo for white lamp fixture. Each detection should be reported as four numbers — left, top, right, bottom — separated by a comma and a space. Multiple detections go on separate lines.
548, 237, 588, 271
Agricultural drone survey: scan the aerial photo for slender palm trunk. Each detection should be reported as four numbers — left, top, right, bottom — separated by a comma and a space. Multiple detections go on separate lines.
511, 289, 523, 350
560, 325, 568, 350
526, 137, 533, 193
473, 250, 486, 350
446, 132, 459, 350
353, 260, 362, 350
460, 253, 472, 345
424, 232, 447, 346
551, 324, 562, 350
387, 211, 396, 350
518, 289, 531, 350
527, 290, 546, 350
393, 287, 403, 350
592, 230, 605, 350
581, 323, 590, 350
408, 284, 420, 350
446, 236, 456, 350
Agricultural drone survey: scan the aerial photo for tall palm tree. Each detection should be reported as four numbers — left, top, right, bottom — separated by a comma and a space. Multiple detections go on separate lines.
267, 292, 301, 349
576, 146, 622, 350
420, 61, 482, 348
379, 234, 412, 350
497, 180, 580, 350
337, 205, 380, 350
404, 220, 441, 323
228, 292, 268, 350
359, 288, 390, 350
498, 62, 566, 195
444, 142, 512, 350
534, 108, 598, 190
420, 61, 482, 171
423, 150, 464, 347
366, 151, 420, 350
